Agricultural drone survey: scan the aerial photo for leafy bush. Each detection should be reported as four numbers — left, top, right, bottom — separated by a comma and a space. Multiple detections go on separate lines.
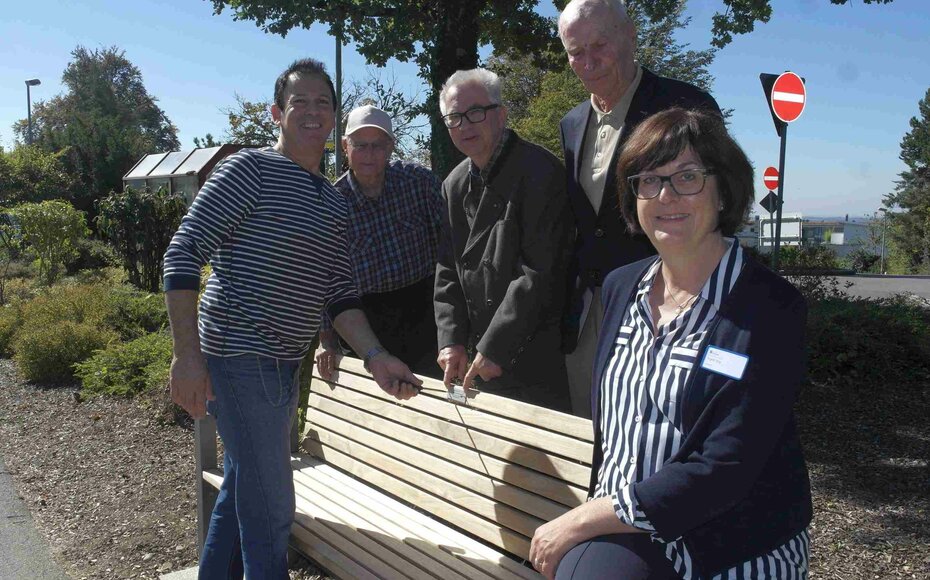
0, 304, 23, 356
807, 296, 930, 387
844, 247, 880, 273
14, 321, 115, 382
10, 200, 89, 285
75, 331, 172, 397
18, 283, 112, 329
104, 285, 168, 340
66, 238, 118, 274
96, 185, 187, 292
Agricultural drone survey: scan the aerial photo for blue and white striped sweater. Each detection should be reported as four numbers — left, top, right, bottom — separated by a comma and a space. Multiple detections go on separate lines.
163, 147, 361, 360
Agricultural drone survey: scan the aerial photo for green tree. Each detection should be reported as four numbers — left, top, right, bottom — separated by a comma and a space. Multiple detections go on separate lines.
0, 146, 77, 207
11, 200, 89, 285
210, 0, 893, 178
193, 133, 222, 148
884, 87, 930, 274
13, 47, 179, 221
222, 69, 425, 160
96, 185, 187, 292
506, 1, 719, 157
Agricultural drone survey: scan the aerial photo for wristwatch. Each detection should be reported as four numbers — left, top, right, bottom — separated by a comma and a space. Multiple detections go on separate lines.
363, 345, 388, 372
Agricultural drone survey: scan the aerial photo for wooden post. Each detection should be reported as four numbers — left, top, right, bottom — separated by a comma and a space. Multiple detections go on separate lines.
195, 415, 218, 554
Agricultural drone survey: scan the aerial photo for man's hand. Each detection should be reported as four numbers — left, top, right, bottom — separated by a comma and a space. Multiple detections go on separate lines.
367, 352, 422, 400
463, 351, 503, 391
169, 354, 215, 419
437, 344, 468, 389
315, 330, 342, 381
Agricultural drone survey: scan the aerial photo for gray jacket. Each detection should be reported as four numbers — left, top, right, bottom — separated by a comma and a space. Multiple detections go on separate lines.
434, 130, 572, 399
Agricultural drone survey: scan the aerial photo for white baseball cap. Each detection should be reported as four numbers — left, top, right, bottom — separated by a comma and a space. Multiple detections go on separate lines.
345, 105, 395, 140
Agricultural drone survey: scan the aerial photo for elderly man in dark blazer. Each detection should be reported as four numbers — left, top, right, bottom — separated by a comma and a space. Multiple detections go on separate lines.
434, 68, 573, 412
558, 0, 722, 417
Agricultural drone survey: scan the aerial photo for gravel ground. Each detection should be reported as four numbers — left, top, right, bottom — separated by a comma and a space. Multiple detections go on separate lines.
1, 357, 928, 579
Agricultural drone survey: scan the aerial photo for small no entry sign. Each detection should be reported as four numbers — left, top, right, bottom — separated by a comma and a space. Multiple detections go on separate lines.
771, 72, 806, 123
763, 166, 779, 191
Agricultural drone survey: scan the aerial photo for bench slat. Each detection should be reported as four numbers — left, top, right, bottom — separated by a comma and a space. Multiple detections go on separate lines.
307, 401, 570, 522
305, 427, 543, 539
292, 462, 505, 580
204, 470, 386, 580
295, 457, 542, 580
292, 472, 465, 580
337, 357, 593, 444
309, 393, 587, 508
303, 437, 538, 561
310, 377, 591, 489
313, 371, 591, 464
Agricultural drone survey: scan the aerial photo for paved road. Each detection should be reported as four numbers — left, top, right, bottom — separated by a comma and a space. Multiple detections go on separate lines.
0, 456, 70, 580
837, 275, 930, 301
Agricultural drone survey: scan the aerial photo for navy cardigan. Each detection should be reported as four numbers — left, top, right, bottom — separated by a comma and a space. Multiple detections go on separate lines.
589, 255, 813, 577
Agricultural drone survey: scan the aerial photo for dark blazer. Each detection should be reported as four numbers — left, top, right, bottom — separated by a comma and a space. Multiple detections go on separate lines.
560, 68, 722, 350
434, 130, 573, 403
589, 255, 813, 577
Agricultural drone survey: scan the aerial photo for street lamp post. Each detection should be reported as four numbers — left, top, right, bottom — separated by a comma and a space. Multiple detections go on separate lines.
25, 78, 41, 145
879, 208, 888, 275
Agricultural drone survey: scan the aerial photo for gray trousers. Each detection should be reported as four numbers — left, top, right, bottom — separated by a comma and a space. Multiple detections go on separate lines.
564, 288, 604, 419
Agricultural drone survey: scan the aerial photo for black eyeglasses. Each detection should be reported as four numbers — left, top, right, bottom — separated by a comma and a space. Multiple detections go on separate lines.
627, 168, 716, 199
442, 104, 500, 129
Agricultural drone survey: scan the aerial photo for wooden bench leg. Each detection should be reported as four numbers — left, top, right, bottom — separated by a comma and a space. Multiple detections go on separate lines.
195, 415, 219, 556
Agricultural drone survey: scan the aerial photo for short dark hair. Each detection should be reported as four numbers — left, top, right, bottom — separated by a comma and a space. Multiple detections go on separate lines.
616, 107, 753, 237
273, 58, 337, 111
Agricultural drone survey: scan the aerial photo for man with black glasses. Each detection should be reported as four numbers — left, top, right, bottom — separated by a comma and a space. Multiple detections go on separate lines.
434, 68, 572, 411
316, 104, 444, 380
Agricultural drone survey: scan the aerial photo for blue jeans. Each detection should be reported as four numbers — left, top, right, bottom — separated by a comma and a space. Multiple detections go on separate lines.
200, 354, 301, 580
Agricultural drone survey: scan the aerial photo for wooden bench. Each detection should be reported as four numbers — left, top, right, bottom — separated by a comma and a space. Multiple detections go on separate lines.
195, 355, 593, 579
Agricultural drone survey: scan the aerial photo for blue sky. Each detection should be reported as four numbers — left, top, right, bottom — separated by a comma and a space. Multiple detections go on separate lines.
2, 0, 928, 217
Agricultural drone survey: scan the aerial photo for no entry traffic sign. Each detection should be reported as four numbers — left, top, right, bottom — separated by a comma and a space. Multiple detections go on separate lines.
763, 166, 779, 191
771, 72, 806, 123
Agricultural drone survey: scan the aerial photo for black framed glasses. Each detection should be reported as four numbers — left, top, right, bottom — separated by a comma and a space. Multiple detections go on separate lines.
442, 104, 500, 128
627, 168, 716, 199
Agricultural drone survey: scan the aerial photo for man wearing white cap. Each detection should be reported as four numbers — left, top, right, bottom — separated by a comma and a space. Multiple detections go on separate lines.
316, 105, 445, 379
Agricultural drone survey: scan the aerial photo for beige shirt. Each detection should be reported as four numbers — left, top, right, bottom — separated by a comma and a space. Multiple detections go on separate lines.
579, 65, 643, 214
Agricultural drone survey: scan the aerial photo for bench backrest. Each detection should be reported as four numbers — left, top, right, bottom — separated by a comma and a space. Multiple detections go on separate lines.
303, 356, 594, 562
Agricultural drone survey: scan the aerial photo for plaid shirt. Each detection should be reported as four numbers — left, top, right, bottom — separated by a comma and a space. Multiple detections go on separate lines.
322, 160, 444, 331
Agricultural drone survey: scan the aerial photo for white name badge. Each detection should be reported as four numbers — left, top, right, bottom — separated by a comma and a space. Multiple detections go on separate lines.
700, 346, 749, 380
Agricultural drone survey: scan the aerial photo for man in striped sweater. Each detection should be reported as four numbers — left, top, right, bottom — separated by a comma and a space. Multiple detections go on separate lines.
163, 58, 420, 579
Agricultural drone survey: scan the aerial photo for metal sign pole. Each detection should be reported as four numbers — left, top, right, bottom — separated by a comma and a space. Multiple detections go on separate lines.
334, 24, 343, 176
772, 125, 788, 271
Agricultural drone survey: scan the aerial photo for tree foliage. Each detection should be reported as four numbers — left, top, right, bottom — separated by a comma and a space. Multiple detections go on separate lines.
96, 185, 187, 292
504, 1, 719, 158
11, 200, 89, 285
221, 68, 426, 160
0, 146, 76, 208
193, 133, 222, 148
211, 0, 894, 177
884, 87, 930, 274
14, 47, 179, 221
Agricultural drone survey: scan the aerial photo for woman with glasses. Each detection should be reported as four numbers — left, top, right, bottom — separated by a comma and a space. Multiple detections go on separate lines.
529, 107, 812, 579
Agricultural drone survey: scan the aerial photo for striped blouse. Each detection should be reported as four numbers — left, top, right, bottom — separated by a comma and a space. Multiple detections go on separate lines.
593, 240, 810, 579
163, 147, 361, 360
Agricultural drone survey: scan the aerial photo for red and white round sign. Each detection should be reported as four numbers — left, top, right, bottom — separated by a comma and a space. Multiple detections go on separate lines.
763, 166, 779, 191
771, 72, 806, 123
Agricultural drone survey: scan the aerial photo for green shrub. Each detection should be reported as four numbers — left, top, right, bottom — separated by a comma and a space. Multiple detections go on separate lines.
14, 321, 115, 383
104, 285, 168, 340
96, 185, 186, 292
18, 283, 112, 329
11, 200, 89, 286
807, 296, 930, 387
75, 332, 172, 397
66, 238, 118, 274
0, 304, 23, 356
